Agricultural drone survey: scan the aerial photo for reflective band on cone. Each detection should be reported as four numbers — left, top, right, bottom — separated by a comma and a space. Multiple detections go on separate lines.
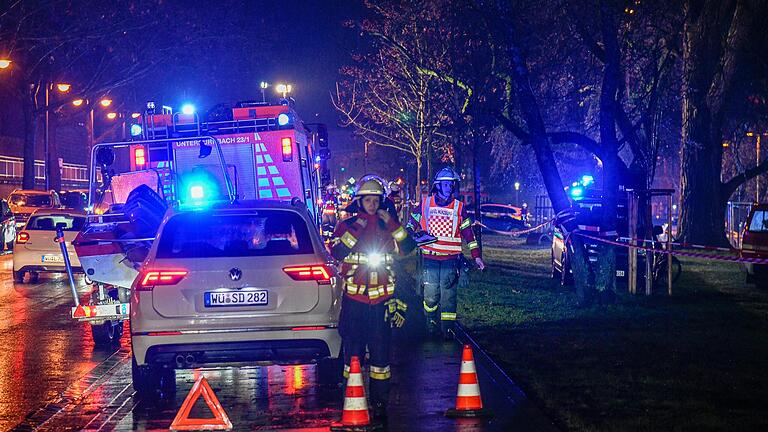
445, 345, 493, 418
332, 356, 381, 431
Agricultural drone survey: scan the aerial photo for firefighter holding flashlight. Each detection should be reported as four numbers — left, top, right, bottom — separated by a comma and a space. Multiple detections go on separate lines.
330, 176, 417, 419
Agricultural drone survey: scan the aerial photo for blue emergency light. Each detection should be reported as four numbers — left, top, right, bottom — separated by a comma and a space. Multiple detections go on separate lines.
570, 186, 584, 198
181, 104, 196, 115
277, 113, 290, 126
190, 185, 205, 200
130, 124, 143, 137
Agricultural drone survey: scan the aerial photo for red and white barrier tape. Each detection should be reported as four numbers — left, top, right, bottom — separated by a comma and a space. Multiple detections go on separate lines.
473, 219, 552, 237
615, 237, 733, 253
575, 232, 768, 264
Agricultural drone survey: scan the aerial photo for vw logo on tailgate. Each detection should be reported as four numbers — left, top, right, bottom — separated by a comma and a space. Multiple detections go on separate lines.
229, 268, 242, 281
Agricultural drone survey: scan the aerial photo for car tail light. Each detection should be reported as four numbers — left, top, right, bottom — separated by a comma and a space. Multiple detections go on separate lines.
136, 269, 188, 291
283, 265, 331, 284
282, 137, 293, 161
16, 232, 29, 244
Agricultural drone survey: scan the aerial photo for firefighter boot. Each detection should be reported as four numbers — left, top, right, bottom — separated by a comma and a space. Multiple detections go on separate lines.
441, 320, 455, 341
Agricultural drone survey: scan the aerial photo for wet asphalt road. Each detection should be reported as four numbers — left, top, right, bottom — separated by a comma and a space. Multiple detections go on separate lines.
0, 253, 557, 431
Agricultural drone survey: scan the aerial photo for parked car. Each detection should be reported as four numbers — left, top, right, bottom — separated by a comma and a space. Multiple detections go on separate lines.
130, 200, 343, 395
8, 189, 62, 228
13, 209, 85, 283
741, 204, 768, 289
1, 199, 16, 252
60, 190, 89, 211
477, 203, 527, 232
550, 196, 630, 286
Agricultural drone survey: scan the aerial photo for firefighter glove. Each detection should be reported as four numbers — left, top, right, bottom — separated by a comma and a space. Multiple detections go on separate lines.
384, 299, 408, 328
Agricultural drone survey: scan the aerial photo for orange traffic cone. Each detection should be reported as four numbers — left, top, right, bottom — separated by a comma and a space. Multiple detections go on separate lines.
445, 344, 493, 418
331, 356, 381, 431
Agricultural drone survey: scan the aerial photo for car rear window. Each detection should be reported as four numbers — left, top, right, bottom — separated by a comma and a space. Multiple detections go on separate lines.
26, 214, 85, 231
748, 210, 768, 233
10, 193, 51, 207
156, 210, 314, 258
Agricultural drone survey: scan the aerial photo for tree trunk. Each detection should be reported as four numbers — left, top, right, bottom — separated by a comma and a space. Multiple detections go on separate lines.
472, 132, 482, 251
678, 1, 728, 246
679, 0, 755, 246
22, 87, 37, 190
48, 113, 62, 191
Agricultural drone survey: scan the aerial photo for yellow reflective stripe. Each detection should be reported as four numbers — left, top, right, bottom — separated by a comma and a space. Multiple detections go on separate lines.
441, 312, 457, 321
423, 301, 438, 313
369, 365, 391, 380
341, 231, 357, 248
343, 364, 350, 379
468, 241, 479, 250
392, 226, 407, 241
460, 218, 471, 229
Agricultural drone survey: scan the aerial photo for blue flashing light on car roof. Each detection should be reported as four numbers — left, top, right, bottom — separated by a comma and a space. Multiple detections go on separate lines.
581, 175, 594, 186
181, 104, 196, 115
277, 113, 290, 126
570, 186, 585, 198
190, 185, 205, 200
130, 124, 143, 137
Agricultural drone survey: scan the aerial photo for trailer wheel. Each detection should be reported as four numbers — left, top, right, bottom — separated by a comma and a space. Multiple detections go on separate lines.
91, 320, 121, 345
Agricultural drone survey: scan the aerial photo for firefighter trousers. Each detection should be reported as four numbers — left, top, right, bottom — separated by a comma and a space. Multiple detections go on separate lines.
339, 296, 391, 408
421, 256, 459, 335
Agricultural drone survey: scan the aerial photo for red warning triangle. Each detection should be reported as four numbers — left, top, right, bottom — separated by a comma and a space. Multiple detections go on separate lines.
170, 376, 233, 431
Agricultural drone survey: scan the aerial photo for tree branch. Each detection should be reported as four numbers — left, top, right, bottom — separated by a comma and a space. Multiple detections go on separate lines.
722, 158, 768, 199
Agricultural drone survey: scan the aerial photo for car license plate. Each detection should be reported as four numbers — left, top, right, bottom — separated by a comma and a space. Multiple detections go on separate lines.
42, 254, 64, 263
616, 270, 626, 277
204, 290, 268, 307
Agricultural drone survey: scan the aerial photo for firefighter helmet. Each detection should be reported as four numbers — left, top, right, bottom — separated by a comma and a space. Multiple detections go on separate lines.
354, 174, 387, 198
388, 181, 401, 194
431, 166, 461, 194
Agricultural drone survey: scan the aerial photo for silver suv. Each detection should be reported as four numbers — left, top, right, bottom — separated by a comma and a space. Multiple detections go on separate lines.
130, 200, 342, 394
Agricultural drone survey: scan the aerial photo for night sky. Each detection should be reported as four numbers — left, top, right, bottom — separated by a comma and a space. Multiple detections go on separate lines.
145, 0, 367, 153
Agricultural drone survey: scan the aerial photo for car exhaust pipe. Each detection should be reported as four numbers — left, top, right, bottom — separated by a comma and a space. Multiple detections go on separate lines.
185, 354, 195, 366
175, 354, 185, 368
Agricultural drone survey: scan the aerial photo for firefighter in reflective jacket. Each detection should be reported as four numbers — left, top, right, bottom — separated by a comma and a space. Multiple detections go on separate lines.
408, 166, 485, 339
330, 177, 417, 418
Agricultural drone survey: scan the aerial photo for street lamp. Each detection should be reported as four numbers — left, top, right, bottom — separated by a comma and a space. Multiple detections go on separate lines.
260, 81, 269, 102
514, 181, 521, 204
99, 98, 112, 107
276, 83, 292, 98
43, 83, 73, 189
0, 59, 11, 69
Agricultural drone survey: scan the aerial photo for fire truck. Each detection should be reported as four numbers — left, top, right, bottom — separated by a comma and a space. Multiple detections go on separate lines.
67, 101, 329, 344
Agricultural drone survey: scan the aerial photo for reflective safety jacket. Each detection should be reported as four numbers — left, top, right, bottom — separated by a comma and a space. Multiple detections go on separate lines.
408, 195, 481, 260
330, 212, 416, 305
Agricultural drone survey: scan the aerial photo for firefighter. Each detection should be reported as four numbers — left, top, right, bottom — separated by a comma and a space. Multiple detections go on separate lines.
330, 176, 417, 419
388, 181, 404, 220
408, 166, 485, 340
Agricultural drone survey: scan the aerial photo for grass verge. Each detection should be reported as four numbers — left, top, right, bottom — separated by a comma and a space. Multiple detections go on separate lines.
460, 235, 768, 431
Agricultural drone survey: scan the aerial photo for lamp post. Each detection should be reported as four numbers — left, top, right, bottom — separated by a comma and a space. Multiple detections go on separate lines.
276, 83, 292, 99
514, 181, 521, 205
260, 81, 269, 103
747, 131, 768, 202
44, 82, 71, 190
